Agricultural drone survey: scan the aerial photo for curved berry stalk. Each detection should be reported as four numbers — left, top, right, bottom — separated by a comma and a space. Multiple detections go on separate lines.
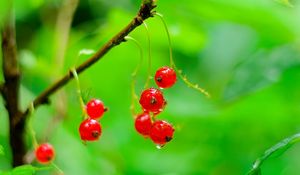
27, 104, 63, 173
28, 103, 38, 149
125, 36, 144, 79
71, 68, 88, 119
51, 162, 64, 175
126, 23, 153, 117
125, 36, 144, 117
154, 13, 210, 98
142, 21, 152, 89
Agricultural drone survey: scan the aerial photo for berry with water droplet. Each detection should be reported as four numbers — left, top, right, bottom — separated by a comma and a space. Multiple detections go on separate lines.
135, 112, 152, 136
150, 120, 174, 145
139, 88, 166, 113
35, 143, 55, 164
79, 118, 102, 141
86, 99, 106, 119
155, 66, 177, 89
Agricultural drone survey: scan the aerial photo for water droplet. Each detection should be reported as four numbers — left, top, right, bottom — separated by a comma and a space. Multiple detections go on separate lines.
178, 70, 182, 73
156, 144, 164, 149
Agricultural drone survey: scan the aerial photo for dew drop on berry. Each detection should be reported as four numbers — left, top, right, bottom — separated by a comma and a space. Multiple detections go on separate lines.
156, 144, 164, 149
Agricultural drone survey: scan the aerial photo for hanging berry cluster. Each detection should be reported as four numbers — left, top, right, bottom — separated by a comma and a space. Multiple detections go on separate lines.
79, 99, 107, 142
135, 66, 176, 147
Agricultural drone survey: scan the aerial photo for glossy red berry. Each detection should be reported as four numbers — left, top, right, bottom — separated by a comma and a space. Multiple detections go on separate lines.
86, 99, 105, 119
35, 143, 55, 164
79, 118, 102, 141
150, 120, 174, 145
135, 112, 152, 136
155, 66, 177, 89
139, 88, 166, 113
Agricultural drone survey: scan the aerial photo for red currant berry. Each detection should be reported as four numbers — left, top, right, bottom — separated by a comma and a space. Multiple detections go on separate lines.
150, 120, 174, 145
135, 112, 152, 136
139, 88, 166, 113
35, 143, 55, 164
79, 118, 102, 141
86, 99, 105, 119
155, 66, 177, 89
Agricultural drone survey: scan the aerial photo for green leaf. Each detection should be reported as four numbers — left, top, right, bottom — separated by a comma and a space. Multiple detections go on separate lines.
248, 168, 261, 175
247, 133, 300, 174
11, 165, 36, 175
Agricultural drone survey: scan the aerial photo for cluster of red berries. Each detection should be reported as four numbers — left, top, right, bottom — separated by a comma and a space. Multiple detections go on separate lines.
35, 143, 55, 164
135, 66, 176, 147
79, 99, 106, 142
34, 100, 106, 164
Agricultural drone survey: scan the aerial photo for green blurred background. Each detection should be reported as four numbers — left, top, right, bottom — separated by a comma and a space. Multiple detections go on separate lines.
1, 0, 300, 174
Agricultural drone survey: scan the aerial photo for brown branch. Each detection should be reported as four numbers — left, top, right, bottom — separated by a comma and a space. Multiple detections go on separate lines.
1, 2, 24, 166
21, 1, 157, 117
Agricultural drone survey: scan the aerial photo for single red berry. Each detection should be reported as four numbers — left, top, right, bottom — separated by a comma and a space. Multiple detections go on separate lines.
79, 118, 102, 141
155, 66, 177, 89
139, 88, 166, 113
86, 99, 105, 119
135, 112, 152, 136
35, 143, 55, 164
150, 120, 175, 145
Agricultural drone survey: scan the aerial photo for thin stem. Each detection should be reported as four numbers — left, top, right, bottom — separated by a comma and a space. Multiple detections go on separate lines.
35, 166, 53, 171
125, 36, 143, 117
155, 13, 210, 98
130, 80, 139, 117
154, 13, 174, 67
28, 103, 38, 149
70, 68, 87, 119
51, 162, 64, 175
125, 36, 144, 78
143, 21, 152, 89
